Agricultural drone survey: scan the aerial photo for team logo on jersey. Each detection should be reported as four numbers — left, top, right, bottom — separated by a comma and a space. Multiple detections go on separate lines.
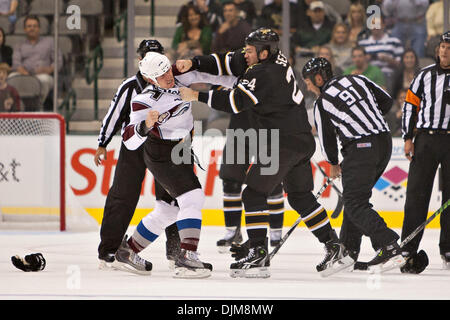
172, 102, 191, 117
158, 111, 171, 124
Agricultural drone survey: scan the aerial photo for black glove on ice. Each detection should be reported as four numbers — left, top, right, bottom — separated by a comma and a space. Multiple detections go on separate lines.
11, 253, 46, 272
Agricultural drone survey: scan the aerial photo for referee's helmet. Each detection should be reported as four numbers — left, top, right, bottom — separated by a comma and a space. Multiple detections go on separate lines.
302, 57, 334, 87
137, 39, 164, 58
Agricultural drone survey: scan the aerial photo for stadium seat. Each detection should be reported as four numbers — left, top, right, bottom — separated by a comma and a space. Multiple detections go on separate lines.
5, 34, 26, 49
7, 75, 42, 111
322, 0, 351, 17
0, 16, 11, 34
29, 0, 65, 16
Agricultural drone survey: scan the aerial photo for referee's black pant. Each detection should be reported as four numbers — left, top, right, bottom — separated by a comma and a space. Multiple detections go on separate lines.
340, 132, 399, 253
98, 142, 179, 258
401, 131, 450, 256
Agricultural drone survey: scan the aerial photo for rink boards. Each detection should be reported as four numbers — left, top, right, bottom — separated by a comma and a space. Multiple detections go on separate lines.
1, 135, 444, 228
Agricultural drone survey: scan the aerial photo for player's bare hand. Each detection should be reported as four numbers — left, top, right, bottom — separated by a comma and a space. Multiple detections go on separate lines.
330, 164, 342, 179
94, 147, 107, 166
146, 110, 159, 128
176, 59, 193, 73
179, 87, 199, 102
404, 139, 414, 161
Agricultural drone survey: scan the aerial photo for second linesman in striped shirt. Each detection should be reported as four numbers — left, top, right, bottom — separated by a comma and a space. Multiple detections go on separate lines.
303, 57, 406, 272
401, 31, 450, 272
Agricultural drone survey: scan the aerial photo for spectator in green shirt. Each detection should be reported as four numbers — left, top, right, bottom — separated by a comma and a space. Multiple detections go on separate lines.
291, 1, 335, 57
172, 4, 212, 58
344, 46, 386, 89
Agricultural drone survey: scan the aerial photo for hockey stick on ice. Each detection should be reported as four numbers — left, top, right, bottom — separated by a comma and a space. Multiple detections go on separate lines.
354, 198, 450, 270
312, 161, 344, 218
269, 176, 336, 261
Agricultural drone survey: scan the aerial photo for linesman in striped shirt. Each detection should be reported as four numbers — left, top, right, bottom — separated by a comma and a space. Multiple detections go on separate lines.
303, 57, 406, 272
95, 40, 180, 270
401, 31, 450, 271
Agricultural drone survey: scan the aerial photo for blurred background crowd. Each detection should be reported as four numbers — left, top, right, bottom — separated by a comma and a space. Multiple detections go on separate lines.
0, 0, 448, 137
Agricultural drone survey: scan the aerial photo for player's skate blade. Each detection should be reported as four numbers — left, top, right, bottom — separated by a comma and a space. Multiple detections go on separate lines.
98, 253, 116, 271
316, 230, 355, 277
367, 242, 406, 273
113, 237, 152, 275
173, 249, 212, 279
174, 267, 211, 279
230, 267, 270, 278
368, 255, 406, 273
230, 245, 270, 278
319, 255, 355, 277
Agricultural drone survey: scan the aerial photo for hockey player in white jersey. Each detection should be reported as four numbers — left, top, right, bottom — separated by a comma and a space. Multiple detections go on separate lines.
114, 52, 236, 278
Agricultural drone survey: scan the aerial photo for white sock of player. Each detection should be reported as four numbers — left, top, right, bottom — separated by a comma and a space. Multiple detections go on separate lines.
129, 200, 179, 252
175, 188, 205, 252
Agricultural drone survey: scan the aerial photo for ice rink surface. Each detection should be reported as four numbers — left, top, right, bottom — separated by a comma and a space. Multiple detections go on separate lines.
1, 226, 449, 301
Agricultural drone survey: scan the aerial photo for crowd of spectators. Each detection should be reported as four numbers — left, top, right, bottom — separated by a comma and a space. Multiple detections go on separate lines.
0, 0, 67, 112
168, 0, 447, 136
0, 0, 447, 139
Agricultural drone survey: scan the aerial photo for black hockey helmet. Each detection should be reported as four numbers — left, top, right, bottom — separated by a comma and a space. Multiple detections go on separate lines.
302, 57, 334, 87
245, 27, 280, 59
440, 31, 450, 44
137, 39, 164, 58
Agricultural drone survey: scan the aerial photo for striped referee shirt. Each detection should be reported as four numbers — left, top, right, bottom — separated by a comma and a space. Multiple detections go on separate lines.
402, 63, 450, 140
314, 75, 393, 165
97, 72, 148, 147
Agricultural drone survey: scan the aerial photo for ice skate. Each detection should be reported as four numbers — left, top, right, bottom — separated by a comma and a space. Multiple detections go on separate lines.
98, 253, 116, 271
216, 226, 243, 253
441, 253, 450, 270
270, 229, 282, 247
230, 243, 270, 278
174, 249, 212, 279
113, 236, 152, 275
367, 241, 406, 273
316, 233, 355, 277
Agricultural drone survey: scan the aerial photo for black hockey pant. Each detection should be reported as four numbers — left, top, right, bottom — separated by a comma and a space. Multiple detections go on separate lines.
98, 142, 179, 258
401, 131, 450, 256
339, 132, 399, 253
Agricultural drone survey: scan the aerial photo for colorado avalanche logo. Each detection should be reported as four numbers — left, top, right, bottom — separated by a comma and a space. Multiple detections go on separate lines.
157, 111, 171, 124
172, 102, 191, 117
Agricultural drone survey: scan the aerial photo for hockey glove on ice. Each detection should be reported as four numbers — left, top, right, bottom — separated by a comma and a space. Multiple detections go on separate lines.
11, 253, 46, 272
230, 240, 250, 261
400, 250, 428, 274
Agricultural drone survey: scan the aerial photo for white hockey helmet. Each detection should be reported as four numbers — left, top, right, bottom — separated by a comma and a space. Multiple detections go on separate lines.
139, 51, 171, 84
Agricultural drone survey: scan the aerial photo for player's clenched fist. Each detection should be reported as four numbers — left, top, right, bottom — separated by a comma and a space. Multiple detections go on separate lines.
175, 59, 193, 73
179, 87, 199, 102
145, 110, 159, 128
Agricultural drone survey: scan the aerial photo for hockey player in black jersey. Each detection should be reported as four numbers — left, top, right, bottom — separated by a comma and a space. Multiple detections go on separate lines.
217, 107, 286, 252
302, 57, 406, 273
179, 28, 354, 278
